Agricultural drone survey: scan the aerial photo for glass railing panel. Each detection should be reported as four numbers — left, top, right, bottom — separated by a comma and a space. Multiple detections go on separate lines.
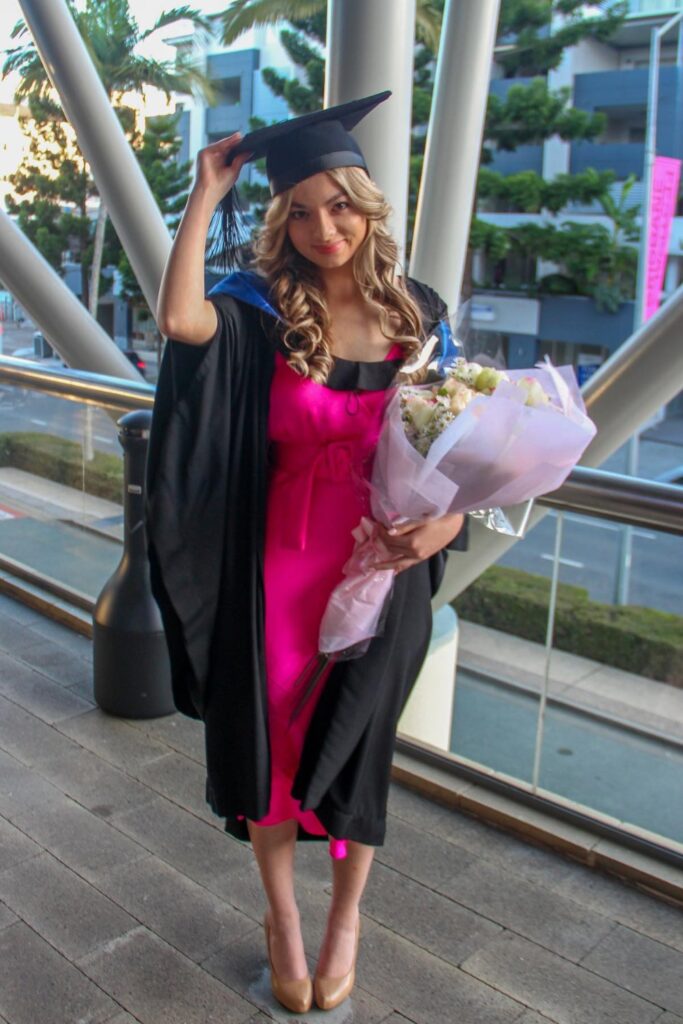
531, 507, 683, 846
399, 427, 683, 850
0, 383, 125, 602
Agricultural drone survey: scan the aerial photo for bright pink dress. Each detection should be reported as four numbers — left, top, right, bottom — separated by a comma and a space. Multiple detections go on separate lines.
253, 344, 401, 857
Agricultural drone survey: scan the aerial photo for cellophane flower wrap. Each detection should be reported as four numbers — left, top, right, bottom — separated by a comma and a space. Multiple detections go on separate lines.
289, 321, 597, 725
323, 357, 597, 635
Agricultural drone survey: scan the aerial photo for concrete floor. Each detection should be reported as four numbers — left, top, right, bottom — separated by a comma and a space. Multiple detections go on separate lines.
0, 592, 682, 1024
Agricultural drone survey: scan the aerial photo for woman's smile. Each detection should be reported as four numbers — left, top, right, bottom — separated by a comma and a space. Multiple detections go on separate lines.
287, 172, 368, 270
313, 240, 346, 254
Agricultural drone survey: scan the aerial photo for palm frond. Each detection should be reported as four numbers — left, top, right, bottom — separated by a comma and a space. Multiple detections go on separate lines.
220, 0, 324, 46
415, 0, 442, 53
141, 6, 213, 40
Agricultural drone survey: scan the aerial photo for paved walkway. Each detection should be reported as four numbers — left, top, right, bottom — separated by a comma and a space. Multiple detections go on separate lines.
0, 592, 682, 1024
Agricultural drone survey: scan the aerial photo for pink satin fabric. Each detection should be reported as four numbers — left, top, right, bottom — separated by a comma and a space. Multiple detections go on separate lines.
251, 346, 400, 858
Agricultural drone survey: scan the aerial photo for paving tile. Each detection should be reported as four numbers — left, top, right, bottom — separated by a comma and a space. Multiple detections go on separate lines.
378, 1016, 427, 1024
131, 751, 217, 826
27, 615, 93, 656
57, 707, 172, 769
125, 711, 205, 763
0, 850, 137, 960
0, 694, 83, 767
0, 815, 41, 871
353, 922, 523, 1024
33, 743, 157, 819
67, 678, 99, 704
0, 900, 17, 931
202, 918, 391, 1024
0, 617, 35, 653
0, 650, 93, 722
0, 761, 147, 881
102, 1014, 140, 1024
110, 794, 252, 897
580, 924, 683, 1015
550, 860, 683, 954
461, 931, 662, 1024
0, 921, 117, 1024
362, 861, 502, 966
92, 853, 257, 963
656, 1016, 683, 1023
514, 1014, 560, 1024
375, 812, 476, 889
437, 856, 614, 962
387, 784, 581, 890
17, 638, 93, 690
77, 926, 254, 1024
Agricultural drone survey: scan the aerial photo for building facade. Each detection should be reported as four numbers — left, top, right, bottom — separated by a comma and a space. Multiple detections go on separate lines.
474, 0, 683, 406
165, 16, 301, 188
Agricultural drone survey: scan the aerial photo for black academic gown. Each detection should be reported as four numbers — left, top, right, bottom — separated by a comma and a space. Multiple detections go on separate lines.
145, 276, 467, 847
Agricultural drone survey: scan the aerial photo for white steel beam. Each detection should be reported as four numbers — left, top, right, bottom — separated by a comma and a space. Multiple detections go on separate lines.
409, 0, 501, 312
326, 0, 416, 261
18, 0, 171, 317
0, 209, 140, 380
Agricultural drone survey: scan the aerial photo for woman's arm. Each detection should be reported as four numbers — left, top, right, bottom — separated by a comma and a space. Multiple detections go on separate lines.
156, 133, 251, 345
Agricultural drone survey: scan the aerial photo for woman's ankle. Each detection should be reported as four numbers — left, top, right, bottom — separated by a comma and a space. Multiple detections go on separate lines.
267, 904, 301, 929
326, 902, 360, 930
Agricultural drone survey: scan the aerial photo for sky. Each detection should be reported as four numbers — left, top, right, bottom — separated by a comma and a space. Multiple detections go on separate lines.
0, 1, 232, 103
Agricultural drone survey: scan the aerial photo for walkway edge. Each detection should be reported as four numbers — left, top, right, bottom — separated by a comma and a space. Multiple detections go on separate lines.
391, 747, 683, 906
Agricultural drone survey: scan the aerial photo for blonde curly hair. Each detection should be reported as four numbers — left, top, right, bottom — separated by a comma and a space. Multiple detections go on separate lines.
252, 166, 427, 384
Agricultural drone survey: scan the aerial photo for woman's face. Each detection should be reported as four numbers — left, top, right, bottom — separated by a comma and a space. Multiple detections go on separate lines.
286, 172, 368, 270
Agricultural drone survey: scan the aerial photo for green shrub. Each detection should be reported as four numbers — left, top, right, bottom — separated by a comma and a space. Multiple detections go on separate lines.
0, 431, 123, 503
453, 565, 683, 686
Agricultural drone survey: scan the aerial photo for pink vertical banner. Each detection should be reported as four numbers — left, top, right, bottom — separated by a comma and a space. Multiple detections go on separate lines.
645, 155, 681, 321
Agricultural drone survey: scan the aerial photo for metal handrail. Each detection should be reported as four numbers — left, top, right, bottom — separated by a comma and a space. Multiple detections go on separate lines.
537, 465, 683, 535
0, 354, 682, 532
0, 354, 154, 411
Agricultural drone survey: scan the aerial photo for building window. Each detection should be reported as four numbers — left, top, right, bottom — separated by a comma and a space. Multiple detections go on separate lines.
214, 76, 241, 106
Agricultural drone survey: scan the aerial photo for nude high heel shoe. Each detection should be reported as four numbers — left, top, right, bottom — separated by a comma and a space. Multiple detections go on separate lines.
313, 917, 360, 1011
264, 912, 313, 1015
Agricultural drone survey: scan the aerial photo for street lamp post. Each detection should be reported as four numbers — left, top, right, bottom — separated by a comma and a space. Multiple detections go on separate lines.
614, 9, 683, 606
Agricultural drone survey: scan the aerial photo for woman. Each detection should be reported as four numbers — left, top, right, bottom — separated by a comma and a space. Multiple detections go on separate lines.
147, 93, 465, 1014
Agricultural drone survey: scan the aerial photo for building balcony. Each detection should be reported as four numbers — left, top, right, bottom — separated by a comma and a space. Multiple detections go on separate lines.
570, 140, 646, 178
205, 102, 244, 138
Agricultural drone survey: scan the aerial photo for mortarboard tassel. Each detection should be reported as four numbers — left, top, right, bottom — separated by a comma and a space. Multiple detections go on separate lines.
205, 185, 248, 273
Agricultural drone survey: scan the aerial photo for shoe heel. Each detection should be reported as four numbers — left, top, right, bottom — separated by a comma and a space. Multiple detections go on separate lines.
264, 913, 313, 1015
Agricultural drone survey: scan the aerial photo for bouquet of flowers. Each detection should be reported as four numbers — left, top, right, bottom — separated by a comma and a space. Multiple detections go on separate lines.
289, 322, 597, 723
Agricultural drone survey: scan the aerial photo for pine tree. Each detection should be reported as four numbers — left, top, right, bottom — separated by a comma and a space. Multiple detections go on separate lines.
114, 113, 192, 307
470, 0, 634, 311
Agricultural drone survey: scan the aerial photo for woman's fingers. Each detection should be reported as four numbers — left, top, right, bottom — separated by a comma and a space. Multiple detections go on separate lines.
195, 133, 252, 198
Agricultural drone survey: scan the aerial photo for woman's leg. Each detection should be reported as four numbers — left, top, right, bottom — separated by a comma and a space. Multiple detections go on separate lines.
247, 819, 309, 980
316, 839, 375, 976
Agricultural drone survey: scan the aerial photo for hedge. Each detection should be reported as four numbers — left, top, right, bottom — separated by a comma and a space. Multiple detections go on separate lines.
0, 432, 123, 503
452, 565, 683, 686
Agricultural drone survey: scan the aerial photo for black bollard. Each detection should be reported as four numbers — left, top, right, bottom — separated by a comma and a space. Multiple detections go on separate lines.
93, 409, 174, 718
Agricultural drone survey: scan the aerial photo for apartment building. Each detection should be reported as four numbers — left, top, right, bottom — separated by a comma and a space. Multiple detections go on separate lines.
475, 0, 683, 395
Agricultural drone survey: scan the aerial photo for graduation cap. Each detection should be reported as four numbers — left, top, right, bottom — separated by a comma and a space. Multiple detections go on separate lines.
208, 90, 391, 270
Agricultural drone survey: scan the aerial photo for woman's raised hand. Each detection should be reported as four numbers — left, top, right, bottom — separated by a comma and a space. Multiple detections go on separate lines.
193, 132, 253, 205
